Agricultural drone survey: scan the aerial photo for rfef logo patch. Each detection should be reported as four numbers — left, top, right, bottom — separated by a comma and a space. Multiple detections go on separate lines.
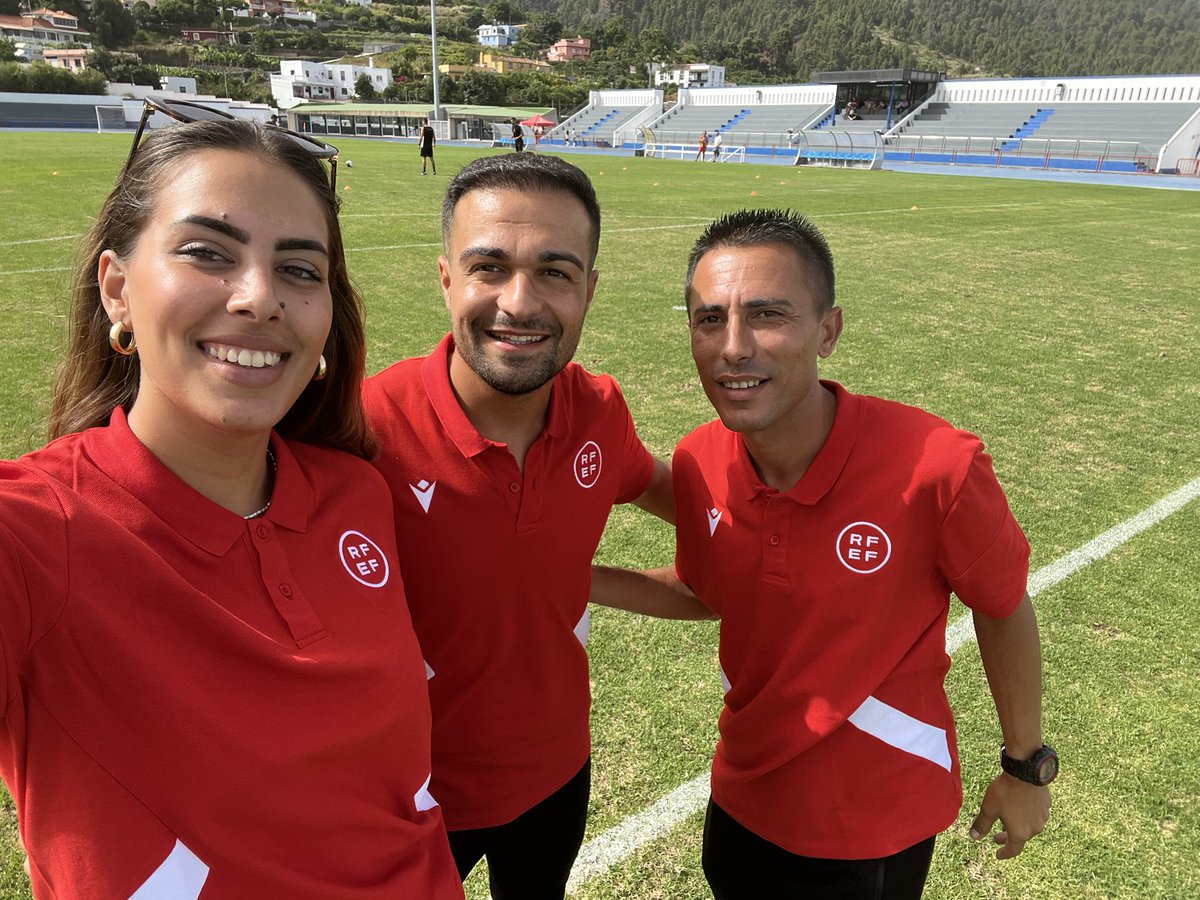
836, 521, 892, 574
573, 440, 602, 488
339, 530, 390, 588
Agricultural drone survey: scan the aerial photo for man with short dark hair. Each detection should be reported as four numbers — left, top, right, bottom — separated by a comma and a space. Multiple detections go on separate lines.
364, 153, 672, 899
596, 208, 1054, 898
419, 118, 436, 175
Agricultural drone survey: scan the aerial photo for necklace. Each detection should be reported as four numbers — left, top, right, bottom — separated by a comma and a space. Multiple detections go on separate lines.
243, 449, 277, 520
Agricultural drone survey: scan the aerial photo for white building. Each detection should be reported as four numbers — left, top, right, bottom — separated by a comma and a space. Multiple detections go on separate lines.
270, 59, 391, 108
652, 62, 726, 89
0, 9, 89, 59
477, 23, 522, 47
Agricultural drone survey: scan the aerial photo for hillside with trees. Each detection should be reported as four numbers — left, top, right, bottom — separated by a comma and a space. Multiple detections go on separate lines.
518, 0, 1200, 79
3, 0, 1195, 104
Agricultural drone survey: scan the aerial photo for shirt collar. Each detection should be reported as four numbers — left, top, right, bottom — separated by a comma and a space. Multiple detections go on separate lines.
736, 380, 864, 505
419, 333, 566, 458
84, 407, 312, 555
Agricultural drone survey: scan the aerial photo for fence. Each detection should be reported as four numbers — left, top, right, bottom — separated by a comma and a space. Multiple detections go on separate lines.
885, 133, 1150, 172
643, 142, 746, 162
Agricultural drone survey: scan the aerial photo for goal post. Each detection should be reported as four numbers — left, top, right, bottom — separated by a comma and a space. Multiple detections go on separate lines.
95, 105, 128, 134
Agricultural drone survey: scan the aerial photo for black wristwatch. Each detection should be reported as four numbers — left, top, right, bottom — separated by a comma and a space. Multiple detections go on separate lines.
1000, 743, 1058, 786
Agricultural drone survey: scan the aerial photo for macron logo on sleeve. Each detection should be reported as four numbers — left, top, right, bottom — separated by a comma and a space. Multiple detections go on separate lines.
707, 507, 723, 537
409, 479, 436, 513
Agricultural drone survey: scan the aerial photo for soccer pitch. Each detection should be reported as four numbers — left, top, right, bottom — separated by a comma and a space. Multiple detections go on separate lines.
1, 133, 1197, 898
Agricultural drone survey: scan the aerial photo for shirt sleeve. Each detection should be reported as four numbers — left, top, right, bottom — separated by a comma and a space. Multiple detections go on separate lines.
936, 447, 1030, 618
0, 470, 70, 714
610, 386, 655, 505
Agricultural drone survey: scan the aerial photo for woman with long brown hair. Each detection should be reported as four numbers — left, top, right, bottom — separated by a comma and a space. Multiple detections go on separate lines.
2, 106, 462, 898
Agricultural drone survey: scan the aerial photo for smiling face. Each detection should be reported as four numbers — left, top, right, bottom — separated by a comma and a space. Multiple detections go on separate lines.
98, 148, 333, 449
439, 187, 598, 398
687, 243, 842, 444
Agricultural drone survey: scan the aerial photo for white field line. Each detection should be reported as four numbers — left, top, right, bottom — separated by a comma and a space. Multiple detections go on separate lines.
346, 241, 443, 252
0, 266, 72, 277
2, 202, 1053, 267
566, 475, 1200, 893
0, 233, 82, 246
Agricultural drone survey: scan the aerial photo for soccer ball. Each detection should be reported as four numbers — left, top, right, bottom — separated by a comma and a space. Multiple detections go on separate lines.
345, 160, 354, 168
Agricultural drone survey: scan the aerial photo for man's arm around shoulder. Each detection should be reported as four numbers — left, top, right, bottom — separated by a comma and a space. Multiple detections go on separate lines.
630, 457, 674, 524
590, 565, 715, 621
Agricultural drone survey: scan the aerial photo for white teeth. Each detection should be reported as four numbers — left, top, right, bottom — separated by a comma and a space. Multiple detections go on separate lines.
207, 345, 283, 368
494, 333, 543, 344
726, 380, 762, 390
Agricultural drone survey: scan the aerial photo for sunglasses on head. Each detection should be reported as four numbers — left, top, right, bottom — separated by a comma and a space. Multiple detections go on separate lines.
124, 97, 339, 190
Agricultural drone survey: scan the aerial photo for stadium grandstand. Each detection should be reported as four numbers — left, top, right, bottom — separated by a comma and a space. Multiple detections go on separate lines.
3, 73, 1196, 175
888, 75, 1200, 174
545, 89, 664, 148
645, 84, 833, 152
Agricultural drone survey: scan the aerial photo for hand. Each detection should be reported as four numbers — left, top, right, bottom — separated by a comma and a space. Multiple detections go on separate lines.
17, 829, 29, 879
969, 772, 1051, 859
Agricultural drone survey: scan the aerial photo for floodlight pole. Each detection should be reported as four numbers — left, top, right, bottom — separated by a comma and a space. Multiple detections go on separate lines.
430, 0, 442, 120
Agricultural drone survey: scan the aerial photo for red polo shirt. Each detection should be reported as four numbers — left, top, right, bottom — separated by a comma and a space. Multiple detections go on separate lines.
674, 382, 1029, 859
0, 409, 462, 899
364, 335, 654, 830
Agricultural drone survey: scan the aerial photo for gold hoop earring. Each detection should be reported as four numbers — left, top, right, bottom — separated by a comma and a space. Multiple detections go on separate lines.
108, 321, 137, 356
313, 355, 328, 381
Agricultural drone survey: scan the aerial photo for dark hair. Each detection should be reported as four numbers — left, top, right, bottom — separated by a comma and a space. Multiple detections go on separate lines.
50, 118, 375, 459
442, 153, 601, 266
685, 208, 836, 311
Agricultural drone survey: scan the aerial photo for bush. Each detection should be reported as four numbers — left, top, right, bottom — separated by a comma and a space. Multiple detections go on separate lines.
0, 61, 107, 94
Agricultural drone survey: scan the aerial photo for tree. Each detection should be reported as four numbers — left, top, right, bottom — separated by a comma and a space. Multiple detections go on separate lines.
90, 0, 136, 48
595, 17, 628, 52
0, 38, 16, 63
636, 26, 676, 64
483, 1, 516, 24
456, 68, 506, 105
354, 72, 377, 100
252, 29, 277, 51
765, 26, 793, 74
0, 60, 106, 93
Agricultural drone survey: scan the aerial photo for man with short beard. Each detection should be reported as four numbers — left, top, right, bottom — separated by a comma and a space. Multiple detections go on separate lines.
363, 154, 673, 900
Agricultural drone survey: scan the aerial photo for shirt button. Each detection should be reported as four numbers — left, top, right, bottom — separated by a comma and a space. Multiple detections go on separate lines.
508, 482, 520, 493
279, 584, 292, 597
768, 534, 781, 546
256, 524, 269, 539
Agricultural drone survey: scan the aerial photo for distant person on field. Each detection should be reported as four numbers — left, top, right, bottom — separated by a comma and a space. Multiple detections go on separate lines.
711, 130, 723, 162
420, 118, 437, 175
593, 208, 1056, 899
696, 130, 709, 161
510, 119, 525, 152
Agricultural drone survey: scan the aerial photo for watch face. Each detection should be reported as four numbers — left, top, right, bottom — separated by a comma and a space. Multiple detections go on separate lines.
1037, 753, 1059, 784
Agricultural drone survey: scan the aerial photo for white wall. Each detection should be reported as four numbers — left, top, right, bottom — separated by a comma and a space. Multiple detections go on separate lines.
678, 83, 835, 107
934, 75, 1200, 104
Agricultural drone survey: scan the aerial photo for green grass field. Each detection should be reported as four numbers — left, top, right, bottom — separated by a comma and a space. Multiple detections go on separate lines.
1, 133, 1197, 899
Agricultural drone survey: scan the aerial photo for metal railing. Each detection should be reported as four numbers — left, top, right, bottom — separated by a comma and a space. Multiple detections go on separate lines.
643, 142, 746, 162
884, 133, 1159, 172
